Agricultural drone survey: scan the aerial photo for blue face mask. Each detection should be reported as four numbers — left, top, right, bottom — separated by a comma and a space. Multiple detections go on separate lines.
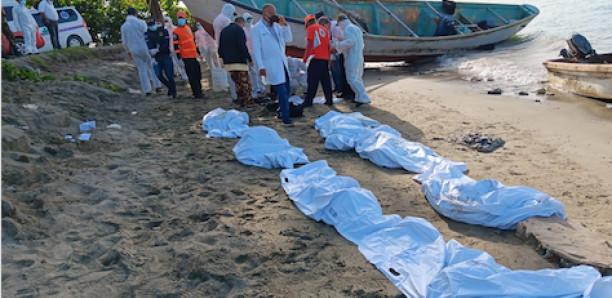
197, 25, 202, 30
20, 0, 26, 5
149, 25, 158, 31
177, 18, 186, 26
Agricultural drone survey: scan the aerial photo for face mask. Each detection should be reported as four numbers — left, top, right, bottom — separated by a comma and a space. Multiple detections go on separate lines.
177, 18, 186, 26
149, 25, 158, 31
230, 14, 235, 21
197, 25, 202, 30
20, 0, 26, 5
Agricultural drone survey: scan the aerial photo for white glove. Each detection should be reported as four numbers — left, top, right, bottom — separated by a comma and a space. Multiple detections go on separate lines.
149, 48, 159, 57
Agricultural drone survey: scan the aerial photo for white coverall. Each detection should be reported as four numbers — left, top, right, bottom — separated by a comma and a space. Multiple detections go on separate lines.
336, 20, 371, 104
195, 24, 220, 69
12, 3, 39, 54
121, 15, 159, 93
164, 17, 188, 80
213, 4, 237, 100
243, 13, 266, 98
287, 57, 307, 95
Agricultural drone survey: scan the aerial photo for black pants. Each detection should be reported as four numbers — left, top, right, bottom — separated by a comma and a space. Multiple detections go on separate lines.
304, 58, 333, 105
46, 20, 61, 49
339, 54, 355, 99
183, 58, 202, 97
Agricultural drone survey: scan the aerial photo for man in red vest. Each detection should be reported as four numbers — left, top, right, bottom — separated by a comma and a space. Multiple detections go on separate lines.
173, 10, 206, 99
302, 14, 333, 107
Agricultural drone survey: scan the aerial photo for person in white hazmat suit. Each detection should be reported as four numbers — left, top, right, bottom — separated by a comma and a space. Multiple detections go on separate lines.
12, 0, 39, 55
334, 14, 371, 107
195, 22, 220, 69
287, 57, 308, 96
213, 3, 238, 102
242, 13, 266, 99
163, 16, 188, 81
121, 7, 160, 95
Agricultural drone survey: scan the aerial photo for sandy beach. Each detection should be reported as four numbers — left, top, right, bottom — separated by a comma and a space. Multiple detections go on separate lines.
2, 46, 611, 296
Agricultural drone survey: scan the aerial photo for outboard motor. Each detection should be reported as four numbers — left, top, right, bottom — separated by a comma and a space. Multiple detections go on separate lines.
561, 34, 605, 63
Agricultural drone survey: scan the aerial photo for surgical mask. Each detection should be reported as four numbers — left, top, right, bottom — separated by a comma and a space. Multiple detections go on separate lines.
197, 25, 202, 30
20, 0, 26, 5
149, 25, 158, 31
230, 14, 235, 21
177, 18, 186, 26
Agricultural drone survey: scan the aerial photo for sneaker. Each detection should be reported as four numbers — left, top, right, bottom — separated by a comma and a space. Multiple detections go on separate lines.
155, 88, 163, 94
283, 119, 294, 126
194, 94, 208, 99
244, 103, 260, 111
145, 92, 152, 96
324, 101, 333, 106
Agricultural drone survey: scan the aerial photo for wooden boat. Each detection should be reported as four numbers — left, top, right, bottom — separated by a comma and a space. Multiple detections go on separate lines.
543, 54, 612, 101
183, 0, 539, 62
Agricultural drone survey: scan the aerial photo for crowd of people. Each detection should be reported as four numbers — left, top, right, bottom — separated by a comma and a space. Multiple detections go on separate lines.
121, 3, 371, 126
3, 0, 62, 56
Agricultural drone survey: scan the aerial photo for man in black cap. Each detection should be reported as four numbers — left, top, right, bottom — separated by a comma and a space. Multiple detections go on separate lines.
146, 18, 177, 98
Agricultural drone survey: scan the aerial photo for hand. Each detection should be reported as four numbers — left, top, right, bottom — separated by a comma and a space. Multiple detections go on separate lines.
259, 69, 267, 77
330, 60, 335, 67
128, 53, 133, 60
249, 61, 254, 67
331, 48, 338, 54
278, 16, 287, 26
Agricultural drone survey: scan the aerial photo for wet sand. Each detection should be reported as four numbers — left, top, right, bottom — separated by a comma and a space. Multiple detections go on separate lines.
2, 46, 610, 296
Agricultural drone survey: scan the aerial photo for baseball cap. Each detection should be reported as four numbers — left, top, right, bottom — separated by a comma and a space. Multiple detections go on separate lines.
304, 14, 315, 28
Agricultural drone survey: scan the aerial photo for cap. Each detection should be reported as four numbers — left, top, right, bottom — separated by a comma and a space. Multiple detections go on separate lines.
304, 14, 315, 29
147, 18, 156, 26
315, 11, 325, 19
336, 14, 348, 22
127, 7, 137, 15
177, 10, 187, 18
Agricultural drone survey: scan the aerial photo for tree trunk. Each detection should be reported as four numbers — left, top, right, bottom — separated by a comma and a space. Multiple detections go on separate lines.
148, 0, 164, 23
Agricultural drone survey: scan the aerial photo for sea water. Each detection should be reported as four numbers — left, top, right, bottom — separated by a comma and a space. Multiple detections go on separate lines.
434, 0, 612, 99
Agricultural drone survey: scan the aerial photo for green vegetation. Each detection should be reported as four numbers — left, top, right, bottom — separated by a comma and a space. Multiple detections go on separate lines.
73, 74, 121, 93
2, 62, 55, 82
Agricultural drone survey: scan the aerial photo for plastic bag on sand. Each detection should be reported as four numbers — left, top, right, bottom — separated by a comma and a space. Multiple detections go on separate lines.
233, 126, 309, 169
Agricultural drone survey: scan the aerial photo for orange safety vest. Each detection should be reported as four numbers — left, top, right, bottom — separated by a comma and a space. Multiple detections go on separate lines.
172, 26, 197, 59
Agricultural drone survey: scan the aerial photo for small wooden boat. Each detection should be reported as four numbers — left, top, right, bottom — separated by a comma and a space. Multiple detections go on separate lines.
183, 0, 539, 62
543, 54, 612, 101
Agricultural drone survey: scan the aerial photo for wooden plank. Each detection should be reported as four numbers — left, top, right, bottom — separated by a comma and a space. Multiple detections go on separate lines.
516, 215, 612, 275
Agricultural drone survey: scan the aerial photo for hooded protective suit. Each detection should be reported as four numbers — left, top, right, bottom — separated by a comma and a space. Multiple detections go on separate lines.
336, 19, 371, 104
12, 2, 38, 54
213, 3, 237, 100
121, 14, 156, 93
164, 16, 188, 80
287, 57, 307, 95
243, 13, 265, 97
195, 22, 220, 69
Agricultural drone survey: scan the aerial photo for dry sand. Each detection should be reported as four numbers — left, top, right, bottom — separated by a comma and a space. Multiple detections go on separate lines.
2, 46, 611, 296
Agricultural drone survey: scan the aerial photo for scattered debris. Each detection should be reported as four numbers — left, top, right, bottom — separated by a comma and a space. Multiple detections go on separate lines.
518, 91, 529, 96
131, 111, 138, 116
78, 133, 91, 141
106, 124, 122, 129
535, 99, 541, 103
488, 88, 502, 95
536, 88, 546, 95
79, 121, 96, 132
606, 103, 612, 109
448, 132, 505, 153
128, 88, 142, 94
22, 104, 38, 110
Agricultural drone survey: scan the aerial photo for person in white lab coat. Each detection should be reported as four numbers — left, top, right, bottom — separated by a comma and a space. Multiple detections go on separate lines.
251, 4, 294, 125
163, 16, 188, 81
213, 3, 238, 102
12, 0, 38, 55
121, 7, 158, 95
335, 14, 371, 107
242, 13, 266, 99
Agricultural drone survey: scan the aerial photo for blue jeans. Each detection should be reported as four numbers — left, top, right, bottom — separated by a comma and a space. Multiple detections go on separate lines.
154, 55, 176, 95
272, 68, 291, 122
331, 55, 343, 92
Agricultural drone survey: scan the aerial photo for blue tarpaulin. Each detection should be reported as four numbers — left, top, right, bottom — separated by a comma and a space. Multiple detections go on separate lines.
202, 108, 249, 138
233, 126, 309, 169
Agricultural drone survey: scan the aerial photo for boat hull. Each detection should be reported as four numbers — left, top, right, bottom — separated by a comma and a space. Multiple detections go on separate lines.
184, 0, 538, 62
543, 54, 612, 101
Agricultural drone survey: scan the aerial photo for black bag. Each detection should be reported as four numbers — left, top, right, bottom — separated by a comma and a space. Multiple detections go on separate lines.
265, 102, 304, 117
442, 0, 456, 15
